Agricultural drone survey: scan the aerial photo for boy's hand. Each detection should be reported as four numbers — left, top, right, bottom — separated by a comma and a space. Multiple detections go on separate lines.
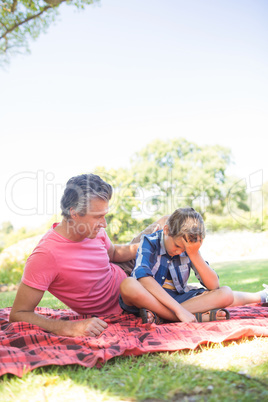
181, 234, 202, 256
175, 306, 197, 323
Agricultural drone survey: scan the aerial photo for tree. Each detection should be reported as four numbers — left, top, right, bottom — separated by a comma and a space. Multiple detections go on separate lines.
92, 139, 249, 241
92, 166, 153, 243
0, 220, 14, 234
130, 138, 248, 218
263, 181, 268, 230
0, 0, 98, 64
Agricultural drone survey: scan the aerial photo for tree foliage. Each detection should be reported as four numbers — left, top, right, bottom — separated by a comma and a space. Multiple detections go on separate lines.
0, 0, 98, 64
93, 166, 153, 243
130, 138, 246, 218
0, 220, 14, 234
93, 139, 250, 242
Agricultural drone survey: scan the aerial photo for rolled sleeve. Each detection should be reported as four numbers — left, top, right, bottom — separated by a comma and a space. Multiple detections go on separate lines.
132, 235, 157, 280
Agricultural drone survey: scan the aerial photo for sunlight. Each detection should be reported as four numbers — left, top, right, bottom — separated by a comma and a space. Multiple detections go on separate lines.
186, 338, 268, 372
240, 278, 260, 285
14, 374, 125, 402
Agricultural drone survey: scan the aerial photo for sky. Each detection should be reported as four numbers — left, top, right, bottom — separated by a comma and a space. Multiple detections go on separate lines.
1, 0, 267, 230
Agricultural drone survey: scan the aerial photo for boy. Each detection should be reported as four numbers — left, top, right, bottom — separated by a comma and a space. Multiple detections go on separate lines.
119, 207, 235, 323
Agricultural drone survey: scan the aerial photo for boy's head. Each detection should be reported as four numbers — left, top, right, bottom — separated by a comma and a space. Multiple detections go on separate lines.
163, 207, 205, 256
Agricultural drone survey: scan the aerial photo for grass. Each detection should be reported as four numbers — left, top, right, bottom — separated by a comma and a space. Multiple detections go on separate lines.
0, 259, 268, 401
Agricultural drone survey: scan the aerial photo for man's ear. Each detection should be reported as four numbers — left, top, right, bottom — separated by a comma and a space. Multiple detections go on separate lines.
69, 208, 77, 220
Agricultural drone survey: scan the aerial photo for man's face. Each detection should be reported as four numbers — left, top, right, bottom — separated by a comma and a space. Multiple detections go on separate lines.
70, 198, 109, 239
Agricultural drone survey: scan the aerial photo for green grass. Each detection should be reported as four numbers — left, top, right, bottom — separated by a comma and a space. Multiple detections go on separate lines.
0, 259, 268, 401
0, 290, 67, 310
214, 259, 267, 293
188, 259, 268, 293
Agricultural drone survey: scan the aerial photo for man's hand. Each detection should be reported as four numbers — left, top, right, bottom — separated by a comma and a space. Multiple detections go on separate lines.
10, 283, 108, 338
153, 215, 170, 232
152, 223, 160, 233
64, 317, 108, 337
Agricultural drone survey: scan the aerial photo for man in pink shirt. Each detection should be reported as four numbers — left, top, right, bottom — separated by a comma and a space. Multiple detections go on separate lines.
10, 174, 166, 338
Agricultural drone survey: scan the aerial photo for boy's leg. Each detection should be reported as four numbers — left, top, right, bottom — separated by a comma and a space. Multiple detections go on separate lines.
120, 278, 234, 322
229, 290, 262, 306
120, 277, 178, 321
229, 284, 268, 306
180, 286, 234, 317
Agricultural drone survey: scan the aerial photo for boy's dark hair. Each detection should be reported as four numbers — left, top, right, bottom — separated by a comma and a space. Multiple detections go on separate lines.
60, 174, 112, 219
166, 207, 205, 241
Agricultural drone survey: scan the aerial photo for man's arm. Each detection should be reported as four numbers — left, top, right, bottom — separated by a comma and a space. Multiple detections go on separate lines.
108, 215, 170, 263
9, 283, 108, 337
108, 242, 139, 263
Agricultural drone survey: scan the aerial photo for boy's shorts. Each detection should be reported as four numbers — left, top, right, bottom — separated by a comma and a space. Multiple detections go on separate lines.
119, 287, 207, 315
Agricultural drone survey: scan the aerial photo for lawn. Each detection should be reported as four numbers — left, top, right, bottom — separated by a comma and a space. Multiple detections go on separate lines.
0, 259, 267, 401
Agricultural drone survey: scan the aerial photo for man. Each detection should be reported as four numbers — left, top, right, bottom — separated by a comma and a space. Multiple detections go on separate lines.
9, 174, 167, 338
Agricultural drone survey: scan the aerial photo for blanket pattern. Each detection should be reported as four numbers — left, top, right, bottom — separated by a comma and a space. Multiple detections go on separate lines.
1, 304, 268, 377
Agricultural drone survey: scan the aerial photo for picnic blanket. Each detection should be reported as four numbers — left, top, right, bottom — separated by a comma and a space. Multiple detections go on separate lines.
1, 304, 268, 377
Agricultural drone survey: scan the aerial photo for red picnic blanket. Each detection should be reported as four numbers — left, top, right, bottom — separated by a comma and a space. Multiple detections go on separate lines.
1, 304, 268, 378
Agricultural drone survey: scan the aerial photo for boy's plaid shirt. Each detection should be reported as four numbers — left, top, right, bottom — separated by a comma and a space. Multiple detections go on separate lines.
131, 230, 205, 293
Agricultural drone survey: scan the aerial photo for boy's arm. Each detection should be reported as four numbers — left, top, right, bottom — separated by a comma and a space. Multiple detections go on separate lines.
9, 283, 108, 337
182, 237, 219, 290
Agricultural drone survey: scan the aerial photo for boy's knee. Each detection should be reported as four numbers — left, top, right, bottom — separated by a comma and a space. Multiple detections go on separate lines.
120, 277, 137, 296
120, 277, 143, 305
218, 286, 234, 305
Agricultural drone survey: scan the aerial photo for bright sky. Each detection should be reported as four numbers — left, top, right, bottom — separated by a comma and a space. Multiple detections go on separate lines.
1, 0, 267, 229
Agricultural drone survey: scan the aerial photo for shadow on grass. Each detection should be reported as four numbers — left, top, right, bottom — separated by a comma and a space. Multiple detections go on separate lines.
1, 259, 268, 400
1, 349, 268, 401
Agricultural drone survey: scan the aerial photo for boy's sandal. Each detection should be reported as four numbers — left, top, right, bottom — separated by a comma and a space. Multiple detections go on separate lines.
195, 308, 230, 322
139, 308, 165, 325
209, 308, 230, 321
194, 312, 203, 322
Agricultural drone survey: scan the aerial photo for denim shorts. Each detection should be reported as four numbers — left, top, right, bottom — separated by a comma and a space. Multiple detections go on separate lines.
119, 287, 207, 315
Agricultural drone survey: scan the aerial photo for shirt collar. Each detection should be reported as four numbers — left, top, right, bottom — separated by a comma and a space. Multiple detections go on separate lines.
159, 230, 167, 256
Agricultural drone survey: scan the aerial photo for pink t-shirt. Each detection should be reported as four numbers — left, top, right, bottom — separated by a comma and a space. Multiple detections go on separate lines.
22, 225, 127, 316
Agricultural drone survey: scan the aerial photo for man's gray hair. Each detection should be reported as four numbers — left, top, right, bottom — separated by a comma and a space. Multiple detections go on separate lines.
60, 173, 112, 219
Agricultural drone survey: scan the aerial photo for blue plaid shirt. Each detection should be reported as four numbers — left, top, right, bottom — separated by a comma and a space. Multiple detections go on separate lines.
132, 230, 205, 293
